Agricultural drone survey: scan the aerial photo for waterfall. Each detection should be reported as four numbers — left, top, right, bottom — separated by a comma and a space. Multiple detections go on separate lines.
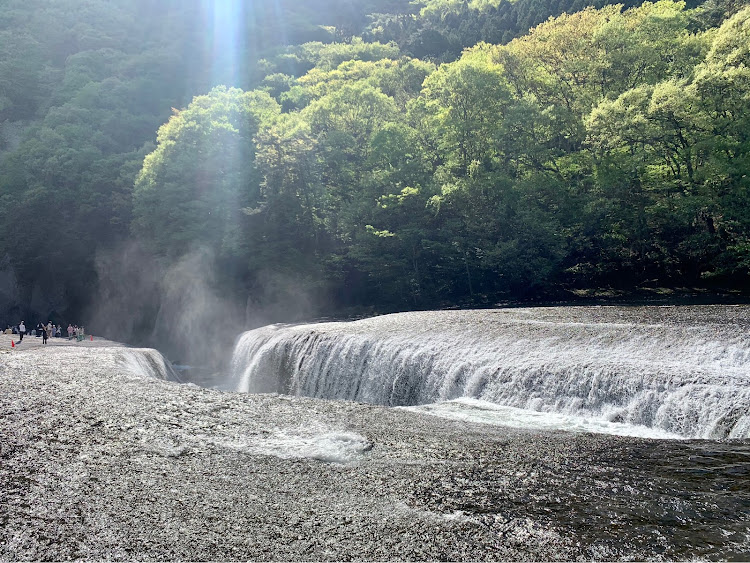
116, 348, 182, 383
230, 306, 750, 439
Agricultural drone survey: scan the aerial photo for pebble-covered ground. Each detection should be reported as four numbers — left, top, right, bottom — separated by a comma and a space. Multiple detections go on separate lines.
1, 334, 748, 561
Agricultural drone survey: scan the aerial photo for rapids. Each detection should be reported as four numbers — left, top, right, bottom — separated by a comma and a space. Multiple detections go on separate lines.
230, 305, 750, 440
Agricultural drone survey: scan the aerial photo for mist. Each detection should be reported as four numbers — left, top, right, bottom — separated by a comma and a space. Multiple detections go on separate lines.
149, 249, 244, 370
89, 242, 322, 378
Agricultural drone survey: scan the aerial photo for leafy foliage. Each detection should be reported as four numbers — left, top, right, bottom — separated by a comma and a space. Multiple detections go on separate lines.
1, 0, 749, 325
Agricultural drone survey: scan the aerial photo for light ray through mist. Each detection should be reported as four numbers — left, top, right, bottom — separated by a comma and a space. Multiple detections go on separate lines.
202, 0, 246, 87
269, 0, 288, 47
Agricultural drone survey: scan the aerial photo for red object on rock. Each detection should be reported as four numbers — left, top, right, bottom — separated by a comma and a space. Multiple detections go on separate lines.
90, 335, 93, 341
11, 340, 14, 348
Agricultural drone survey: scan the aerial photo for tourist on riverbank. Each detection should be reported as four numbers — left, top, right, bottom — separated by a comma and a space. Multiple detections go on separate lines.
67, 324, 74, 340
18, 321, 25, 342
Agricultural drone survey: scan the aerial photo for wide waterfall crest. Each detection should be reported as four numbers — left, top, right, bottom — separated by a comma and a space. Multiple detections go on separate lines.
230, 306, 750, 439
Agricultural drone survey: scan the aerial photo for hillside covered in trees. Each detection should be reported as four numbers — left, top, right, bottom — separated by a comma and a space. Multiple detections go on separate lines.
0, 0, 749, 336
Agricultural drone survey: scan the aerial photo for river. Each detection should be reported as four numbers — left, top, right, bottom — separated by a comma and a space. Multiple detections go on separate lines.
1, 305, 747, 559
224, 305, 750, 559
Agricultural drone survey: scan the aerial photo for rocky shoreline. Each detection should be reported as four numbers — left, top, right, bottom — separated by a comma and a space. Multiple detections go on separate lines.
1, 339, 748, 560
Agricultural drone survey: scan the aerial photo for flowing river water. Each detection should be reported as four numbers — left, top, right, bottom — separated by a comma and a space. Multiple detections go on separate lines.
225, 305, 750, 559
2, 305, 748, 559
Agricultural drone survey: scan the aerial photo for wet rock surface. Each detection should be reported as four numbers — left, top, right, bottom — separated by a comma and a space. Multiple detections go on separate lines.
1, 339, 749, 561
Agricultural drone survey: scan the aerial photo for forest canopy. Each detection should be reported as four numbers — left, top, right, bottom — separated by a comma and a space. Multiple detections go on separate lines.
0, 0, 748, 329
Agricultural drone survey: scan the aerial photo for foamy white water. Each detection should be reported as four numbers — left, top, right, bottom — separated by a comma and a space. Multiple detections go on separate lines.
230, 306, 750, 440
216, 424, 372, 464
116, 348, 180, 382
402, 398, 684, 439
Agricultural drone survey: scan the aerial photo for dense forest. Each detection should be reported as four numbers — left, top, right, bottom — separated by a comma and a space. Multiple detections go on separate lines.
0, 0, 748, 353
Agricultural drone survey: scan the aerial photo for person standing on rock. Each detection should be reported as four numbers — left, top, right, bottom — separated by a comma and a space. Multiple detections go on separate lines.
18, 320, 26, 342
42, 322, 49, 344
67, 324, 74, 340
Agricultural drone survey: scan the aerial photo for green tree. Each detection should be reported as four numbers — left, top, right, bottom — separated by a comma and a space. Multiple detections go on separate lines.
132, 87, 280, 258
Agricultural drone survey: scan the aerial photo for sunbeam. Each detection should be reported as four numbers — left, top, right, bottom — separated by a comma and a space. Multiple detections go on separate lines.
202, 0, 247, 87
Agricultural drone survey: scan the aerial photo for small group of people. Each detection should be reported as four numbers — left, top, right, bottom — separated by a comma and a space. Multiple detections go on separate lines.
6, 321, 86, 344
67, 324, 86, 340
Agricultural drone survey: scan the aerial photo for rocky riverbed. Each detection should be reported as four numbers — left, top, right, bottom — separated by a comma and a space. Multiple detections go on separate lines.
1, 336, 748, 560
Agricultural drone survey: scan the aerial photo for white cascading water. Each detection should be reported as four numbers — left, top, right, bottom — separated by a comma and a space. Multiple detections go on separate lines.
230, 306, 750, 440
117, 348, 181, 382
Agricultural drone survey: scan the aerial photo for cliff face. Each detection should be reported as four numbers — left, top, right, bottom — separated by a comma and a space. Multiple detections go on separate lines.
0, 342, 748, 560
